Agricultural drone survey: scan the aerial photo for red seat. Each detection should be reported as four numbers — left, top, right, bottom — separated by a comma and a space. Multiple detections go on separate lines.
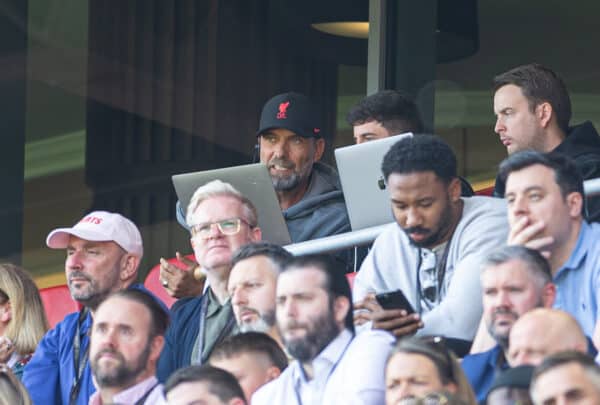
144, 255, 196, 309
39, 285, 81, 328
475, 185, 495, 196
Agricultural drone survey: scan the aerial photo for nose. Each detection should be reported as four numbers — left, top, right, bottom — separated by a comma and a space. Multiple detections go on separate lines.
66, 250, 83, 270
404, 207, 422, 228
509, 195, 529, 220
231, 287, 247, 307
206, 222, 224, 239
494, 116, 505, 134
495, 290, 511, 307
397, 382, 414, 400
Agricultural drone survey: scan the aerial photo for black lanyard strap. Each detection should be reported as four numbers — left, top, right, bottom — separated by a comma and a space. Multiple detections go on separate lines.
69, 307, 90, 405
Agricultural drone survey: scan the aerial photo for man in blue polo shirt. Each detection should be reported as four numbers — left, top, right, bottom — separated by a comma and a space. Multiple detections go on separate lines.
461, 245, 556, 402
499, 151, 600, 339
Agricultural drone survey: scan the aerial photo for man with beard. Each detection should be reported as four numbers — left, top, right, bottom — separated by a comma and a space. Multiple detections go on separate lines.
461, 246, 556, 403
353, 135, 508, 346
165, 92, 352, 299
157, 180, 262, 381
89, 290, 169, 404
252, 254, 395, 405
23, 211, 161, 405
227, 242, 292, 348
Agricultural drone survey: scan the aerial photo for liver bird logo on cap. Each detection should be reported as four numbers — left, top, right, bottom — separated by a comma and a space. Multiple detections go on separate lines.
277, 101, 290, 119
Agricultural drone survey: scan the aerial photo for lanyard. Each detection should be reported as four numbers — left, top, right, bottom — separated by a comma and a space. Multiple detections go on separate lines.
191, 293, 236, 365
133, 382, 160, 405
69, 308, 89, 405
292, 333, 353, 405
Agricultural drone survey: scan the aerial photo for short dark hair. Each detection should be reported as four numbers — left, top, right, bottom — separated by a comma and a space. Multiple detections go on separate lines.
346, 90, 424, 134
210, 332, 288, 372
532, 351, 600, 391
482, 246, 552, 288
107, 289, 169, 337
231, 242, 292, 271
164, 365, 246, 403
282, 254, 354, 333
493, 63, 572, 133
381, 134, 457, 183
498, 151, 584, 201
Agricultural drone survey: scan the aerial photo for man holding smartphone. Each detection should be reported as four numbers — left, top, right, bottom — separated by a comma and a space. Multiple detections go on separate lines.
353, 135, 508, 347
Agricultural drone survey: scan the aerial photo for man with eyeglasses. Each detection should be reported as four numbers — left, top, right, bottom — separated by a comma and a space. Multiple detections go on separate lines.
353, 135, 508, 350
157, 180, 261, 382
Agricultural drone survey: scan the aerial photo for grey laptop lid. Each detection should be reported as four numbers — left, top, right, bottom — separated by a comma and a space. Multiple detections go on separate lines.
335, 133, 413, 230
172, 163, 291, 245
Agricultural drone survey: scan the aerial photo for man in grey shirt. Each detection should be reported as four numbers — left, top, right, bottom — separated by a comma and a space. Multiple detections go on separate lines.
354, 135, 508, 347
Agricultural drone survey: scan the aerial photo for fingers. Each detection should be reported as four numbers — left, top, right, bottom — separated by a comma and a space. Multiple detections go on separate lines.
176, 252, 198, 270
508, 217, 543, 245
372, 312, 423, 338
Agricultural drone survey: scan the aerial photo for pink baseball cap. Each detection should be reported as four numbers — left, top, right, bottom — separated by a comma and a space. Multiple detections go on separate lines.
46, 211, 143, 258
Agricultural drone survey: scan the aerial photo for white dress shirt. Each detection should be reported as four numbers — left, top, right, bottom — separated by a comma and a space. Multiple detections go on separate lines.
252, 328, 394, 405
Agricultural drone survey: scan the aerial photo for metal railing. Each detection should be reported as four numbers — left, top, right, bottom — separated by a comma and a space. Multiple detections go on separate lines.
284, 177, 600, 256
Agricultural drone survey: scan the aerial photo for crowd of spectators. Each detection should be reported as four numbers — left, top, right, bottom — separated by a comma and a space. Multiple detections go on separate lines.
1, 63, 600, 404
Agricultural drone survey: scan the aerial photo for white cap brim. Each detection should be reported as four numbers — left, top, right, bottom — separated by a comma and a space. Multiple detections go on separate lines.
46, 227, 115, 249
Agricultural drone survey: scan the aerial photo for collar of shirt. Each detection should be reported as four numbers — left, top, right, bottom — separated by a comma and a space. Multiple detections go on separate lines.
88, 376, 163, 405
293, 329, 353, 385
555, 221, 591, 277
206, 287, 230, 317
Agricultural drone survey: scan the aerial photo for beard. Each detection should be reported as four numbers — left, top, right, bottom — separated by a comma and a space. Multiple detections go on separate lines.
400, 197, 454, 249
280, 305, 341, 362
91, 342, 151, 388
487, 308, 519, 349
67, 270, 116, 310
239, 308, 276, 333
267, 157, 311, 192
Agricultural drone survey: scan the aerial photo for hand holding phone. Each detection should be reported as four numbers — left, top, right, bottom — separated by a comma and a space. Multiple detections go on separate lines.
375, 290, 415, 314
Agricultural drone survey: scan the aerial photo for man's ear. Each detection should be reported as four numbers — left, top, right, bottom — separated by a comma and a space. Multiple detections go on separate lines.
566, 191, 583, 219
333, 296, 350, 326
149, 335, 165, 363
313, 138, 325, 162
264, 365, 281, 382
537, 102, 553, 128
250, 226, 262, 242
119, 254, 139, 282
542, 283, 557, 308
0, 301, 11, 323
448, 177, 462, 202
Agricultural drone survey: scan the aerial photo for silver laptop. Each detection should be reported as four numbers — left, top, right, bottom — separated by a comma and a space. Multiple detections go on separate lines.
172, 164, 291, 245
335, 133, 413, 230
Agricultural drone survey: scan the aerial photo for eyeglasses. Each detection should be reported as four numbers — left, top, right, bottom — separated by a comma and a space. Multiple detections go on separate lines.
190, 217, 254, 238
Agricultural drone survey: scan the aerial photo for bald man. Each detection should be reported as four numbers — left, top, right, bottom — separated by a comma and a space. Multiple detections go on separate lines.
507, 308, 587, 367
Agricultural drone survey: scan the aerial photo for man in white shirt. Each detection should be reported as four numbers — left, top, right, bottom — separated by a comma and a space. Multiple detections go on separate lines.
89, 290, 168, 404
252, 254, 394, 405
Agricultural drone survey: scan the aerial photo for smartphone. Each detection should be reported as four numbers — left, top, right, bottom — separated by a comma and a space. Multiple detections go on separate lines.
375, 290, 415, 314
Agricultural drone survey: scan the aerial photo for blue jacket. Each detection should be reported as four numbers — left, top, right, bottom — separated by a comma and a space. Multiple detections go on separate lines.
157, 295, 204, 382
22, 284, 164, 405
461, 345, 505, 403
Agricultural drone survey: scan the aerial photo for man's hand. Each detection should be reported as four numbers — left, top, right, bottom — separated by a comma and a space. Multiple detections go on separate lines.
354, 294, 423, 338
159, 252, 205, 298
508, 217, 553, 258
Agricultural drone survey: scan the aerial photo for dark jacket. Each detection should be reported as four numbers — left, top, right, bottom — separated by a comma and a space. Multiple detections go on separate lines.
156, 292, 236, 382
494, 121, 600, 222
